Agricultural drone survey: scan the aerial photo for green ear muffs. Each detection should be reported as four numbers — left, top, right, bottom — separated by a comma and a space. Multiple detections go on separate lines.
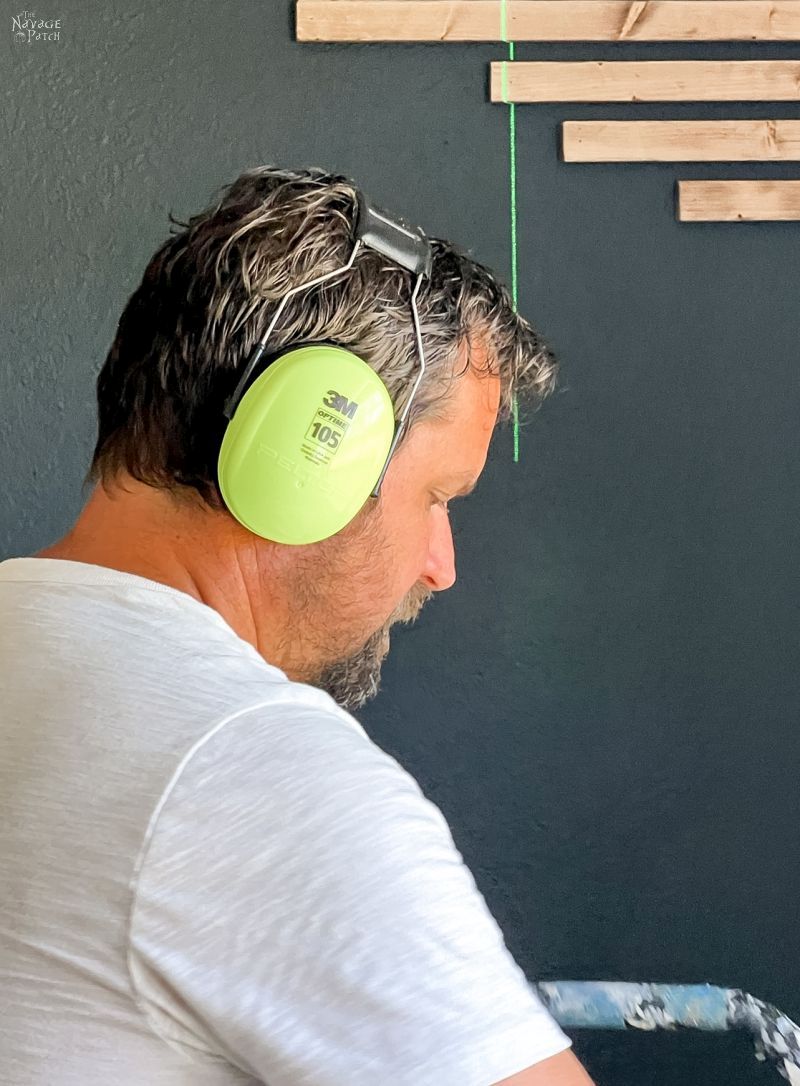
217, 343, 396, 545
216, 185, 433, 545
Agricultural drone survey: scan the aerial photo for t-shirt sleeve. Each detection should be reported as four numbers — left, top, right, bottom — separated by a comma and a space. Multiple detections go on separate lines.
127, 696, 571, 1085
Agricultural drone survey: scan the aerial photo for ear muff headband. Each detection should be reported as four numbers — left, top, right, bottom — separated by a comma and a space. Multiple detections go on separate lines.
217, 188, 433, 546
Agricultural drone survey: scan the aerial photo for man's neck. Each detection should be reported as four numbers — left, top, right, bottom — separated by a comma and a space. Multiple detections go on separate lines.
35, 476, 280, 670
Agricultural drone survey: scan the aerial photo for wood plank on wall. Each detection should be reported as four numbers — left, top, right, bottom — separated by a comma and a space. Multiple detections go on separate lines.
296, 2, 800, 43
678, 181, 800, 220
491, 60, 800, 102
563, 120, 800, 162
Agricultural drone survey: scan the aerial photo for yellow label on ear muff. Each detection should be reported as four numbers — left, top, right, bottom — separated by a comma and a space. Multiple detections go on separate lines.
218, 344, 396, 545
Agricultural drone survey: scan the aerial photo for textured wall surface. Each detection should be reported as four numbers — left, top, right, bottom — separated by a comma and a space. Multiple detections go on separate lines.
3, 3, 800, 1082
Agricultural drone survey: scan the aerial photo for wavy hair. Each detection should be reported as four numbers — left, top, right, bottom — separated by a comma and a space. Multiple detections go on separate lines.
87, 165, 558, 509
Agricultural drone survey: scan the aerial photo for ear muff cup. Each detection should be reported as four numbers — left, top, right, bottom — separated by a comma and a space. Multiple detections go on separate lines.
218, 344, 396, 545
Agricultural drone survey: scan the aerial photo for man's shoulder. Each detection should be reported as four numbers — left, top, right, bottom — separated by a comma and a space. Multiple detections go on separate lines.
131, 678, 444, 939
136, 678, 439, 884
163, 680, 412, 807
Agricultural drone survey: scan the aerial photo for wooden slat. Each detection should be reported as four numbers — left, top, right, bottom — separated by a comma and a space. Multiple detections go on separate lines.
491, 60, 800, 102
563, 120, 800, 162
678, 181, 800, 220
296, 2, 800, 43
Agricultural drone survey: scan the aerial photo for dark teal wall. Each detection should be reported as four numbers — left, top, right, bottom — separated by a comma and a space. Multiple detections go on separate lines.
3, 4, 799, 1082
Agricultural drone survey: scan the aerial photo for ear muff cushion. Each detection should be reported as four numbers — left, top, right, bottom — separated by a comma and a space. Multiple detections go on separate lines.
218, 344, 396, 545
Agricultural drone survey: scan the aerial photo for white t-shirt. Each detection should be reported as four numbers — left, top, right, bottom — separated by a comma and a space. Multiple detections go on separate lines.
0, 557, 570, 1086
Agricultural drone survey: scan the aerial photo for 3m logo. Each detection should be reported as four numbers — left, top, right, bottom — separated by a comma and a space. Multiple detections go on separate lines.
322, 390, 358, 419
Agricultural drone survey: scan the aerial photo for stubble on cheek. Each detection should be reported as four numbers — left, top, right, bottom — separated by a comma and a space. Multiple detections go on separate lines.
281, 504, 394, 669
304, 518, 434, 709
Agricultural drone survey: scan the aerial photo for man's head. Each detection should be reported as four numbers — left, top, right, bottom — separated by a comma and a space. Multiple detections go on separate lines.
78, 166, 557, 709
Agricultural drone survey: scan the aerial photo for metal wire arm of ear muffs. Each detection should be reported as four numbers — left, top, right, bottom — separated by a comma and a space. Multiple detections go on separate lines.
222, 189, 434, 500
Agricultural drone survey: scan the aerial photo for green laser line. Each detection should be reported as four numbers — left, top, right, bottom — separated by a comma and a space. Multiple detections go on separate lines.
500, 0, 520, 462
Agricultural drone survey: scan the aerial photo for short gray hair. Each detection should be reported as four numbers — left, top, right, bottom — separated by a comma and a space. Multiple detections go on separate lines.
88, 165, 557, 508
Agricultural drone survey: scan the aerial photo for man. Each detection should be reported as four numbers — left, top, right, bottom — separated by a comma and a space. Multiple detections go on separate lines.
0, 166, 594, 1085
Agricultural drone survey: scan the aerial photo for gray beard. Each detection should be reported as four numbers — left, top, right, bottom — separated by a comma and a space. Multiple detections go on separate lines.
313, 583, 433, 711
314, 624, 391, 711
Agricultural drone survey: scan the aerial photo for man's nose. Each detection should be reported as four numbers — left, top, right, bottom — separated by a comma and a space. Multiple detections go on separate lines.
420, 506, 456, 592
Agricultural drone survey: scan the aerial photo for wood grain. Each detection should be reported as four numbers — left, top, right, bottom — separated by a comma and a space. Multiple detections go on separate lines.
491, 61, 800, 102
297, 2, 800, 43
563, 120, 800, 162
678, 181, 800, 220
